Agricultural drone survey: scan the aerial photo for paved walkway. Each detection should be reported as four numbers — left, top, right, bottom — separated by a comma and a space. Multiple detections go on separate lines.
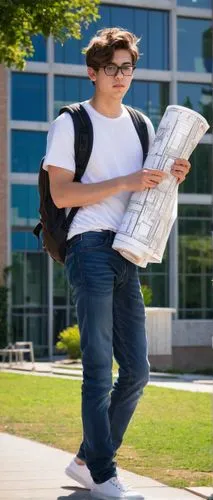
0, 361, 212, 393
0, 433, 212, 500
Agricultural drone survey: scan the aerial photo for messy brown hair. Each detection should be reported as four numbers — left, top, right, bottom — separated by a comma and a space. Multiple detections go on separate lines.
84, 27, 140, 70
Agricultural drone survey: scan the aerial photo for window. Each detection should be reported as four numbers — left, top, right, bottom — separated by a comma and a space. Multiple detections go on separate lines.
139, 250, 169, 307
11, 131, 47, 173
178, 205, 213, 319
179, 144, 212, 194
27, 35, 47, 62
178, 83, 212, 130
54, 309, 67, 346
11, 73, 47, 121
177, 0, 212, 8
54, 5, 111, 65
133, 8, 169, 70
178, 19, 212, 73
54, 262, 68, 307
11, 185, 39, 228
125, 81, 169, 129
54, 6, 169, 70
11, 252, 48, 356
55, 37, 81, 65
12, 232, 39, 252
54, 76, 93, 116
12, 253, 48, 306
53, 262, 76, 347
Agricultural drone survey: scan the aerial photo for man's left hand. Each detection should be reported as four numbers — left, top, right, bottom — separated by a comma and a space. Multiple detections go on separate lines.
171, 159, 191, 184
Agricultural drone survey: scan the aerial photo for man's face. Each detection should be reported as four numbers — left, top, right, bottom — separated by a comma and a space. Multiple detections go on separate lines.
88, 49, 134, 99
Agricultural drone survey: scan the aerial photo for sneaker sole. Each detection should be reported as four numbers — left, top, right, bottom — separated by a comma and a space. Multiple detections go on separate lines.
90, 491, 144, 500
65, 466, 93, 489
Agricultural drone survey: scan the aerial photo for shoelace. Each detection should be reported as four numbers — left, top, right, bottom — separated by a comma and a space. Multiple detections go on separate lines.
109, 477, 129, 492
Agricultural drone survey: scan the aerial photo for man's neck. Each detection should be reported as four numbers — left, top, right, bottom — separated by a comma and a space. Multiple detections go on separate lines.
89, 95, 123, 118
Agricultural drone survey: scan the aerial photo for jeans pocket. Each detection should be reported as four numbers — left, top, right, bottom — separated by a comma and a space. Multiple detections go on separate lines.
70, 232, 109, 253
81, 234, 109, 251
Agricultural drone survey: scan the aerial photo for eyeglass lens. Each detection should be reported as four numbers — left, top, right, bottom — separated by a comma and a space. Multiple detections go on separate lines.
104, 64, 134, 76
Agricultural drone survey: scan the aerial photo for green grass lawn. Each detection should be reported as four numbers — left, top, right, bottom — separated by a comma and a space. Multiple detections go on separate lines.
0, 372, 211, 489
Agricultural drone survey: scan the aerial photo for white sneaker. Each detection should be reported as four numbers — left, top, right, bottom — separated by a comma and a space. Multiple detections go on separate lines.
90, 476, 144, 499
65, 458, 93, 489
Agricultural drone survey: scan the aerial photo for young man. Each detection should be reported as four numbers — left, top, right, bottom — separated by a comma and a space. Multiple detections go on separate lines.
44, 28, 190, 499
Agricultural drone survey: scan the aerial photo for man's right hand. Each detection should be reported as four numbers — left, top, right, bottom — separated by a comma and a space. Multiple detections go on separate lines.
123, 169, 167, 192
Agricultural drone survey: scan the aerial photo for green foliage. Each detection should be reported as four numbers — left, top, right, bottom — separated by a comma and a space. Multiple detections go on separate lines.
180, 235, 212, 270
0, 0, 100, 69
56, 324, 81, 359
141, 284, 153, 306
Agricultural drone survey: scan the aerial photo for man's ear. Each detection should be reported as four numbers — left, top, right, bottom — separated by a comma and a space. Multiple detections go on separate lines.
87, 66, 97, 83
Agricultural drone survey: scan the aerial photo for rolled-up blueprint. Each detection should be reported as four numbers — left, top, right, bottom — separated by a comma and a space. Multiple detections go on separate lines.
112, 105, 209, 267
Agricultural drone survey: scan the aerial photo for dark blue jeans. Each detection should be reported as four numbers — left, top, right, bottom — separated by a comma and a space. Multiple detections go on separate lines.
65, 230, 150, 484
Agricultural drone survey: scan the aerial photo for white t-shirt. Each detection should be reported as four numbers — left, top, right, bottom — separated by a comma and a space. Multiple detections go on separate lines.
43, 100, 155, 240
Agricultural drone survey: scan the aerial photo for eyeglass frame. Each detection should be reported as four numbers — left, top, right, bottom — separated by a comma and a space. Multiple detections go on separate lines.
101, 63, 136, 77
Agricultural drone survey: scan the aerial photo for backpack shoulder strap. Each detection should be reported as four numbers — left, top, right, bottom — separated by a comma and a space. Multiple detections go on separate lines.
125, 105, 149, 164
58, 103, 93, 226
59, 103, 93, 181
33, 157, 46, 238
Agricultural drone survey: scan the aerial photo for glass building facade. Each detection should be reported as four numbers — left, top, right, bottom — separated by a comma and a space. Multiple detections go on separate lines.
9, 1, 213, 357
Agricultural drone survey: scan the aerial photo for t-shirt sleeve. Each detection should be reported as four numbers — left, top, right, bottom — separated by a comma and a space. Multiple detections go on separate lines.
43, 112, 76, 173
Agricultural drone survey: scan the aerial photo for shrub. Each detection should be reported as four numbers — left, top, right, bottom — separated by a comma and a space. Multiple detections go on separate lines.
141, 284, 152, 306
56, 324, 81, 359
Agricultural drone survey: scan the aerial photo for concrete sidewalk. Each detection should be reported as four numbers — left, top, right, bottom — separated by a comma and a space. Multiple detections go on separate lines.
0, 433, 212, 500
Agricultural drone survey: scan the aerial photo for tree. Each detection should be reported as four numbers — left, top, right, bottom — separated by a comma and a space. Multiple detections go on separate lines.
179, 235, 212, 272
0, 0, 100, 70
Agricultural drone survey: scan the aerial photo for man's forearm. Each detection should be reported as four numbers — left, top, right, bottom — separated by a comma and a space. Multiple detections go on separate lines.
54, 176, 127, 208
50, 168, 166, 208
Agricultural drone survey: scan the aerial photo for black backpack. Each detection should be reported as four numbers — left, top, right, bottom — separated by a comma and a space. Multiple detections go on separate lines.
33, 103, 149, 264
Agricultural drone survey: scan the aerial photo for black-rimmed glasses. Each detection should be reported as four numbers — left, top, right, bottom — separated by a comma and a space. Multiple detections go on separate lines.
102, 63, 135, 77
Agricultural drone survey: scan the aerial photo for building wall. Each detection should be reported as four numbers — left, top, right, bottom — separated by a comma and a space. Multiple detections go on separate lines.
147, 317, 213, 372
0, 65, 8, 283
172, 319, 213, 371
173, 319, 213, 346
